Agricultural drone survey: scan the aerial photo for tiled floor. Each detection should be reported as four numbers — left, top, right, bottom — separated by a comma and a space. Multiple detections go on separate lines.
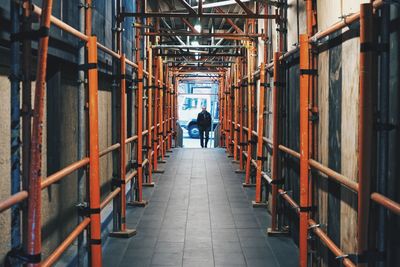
103, 148, 298, 267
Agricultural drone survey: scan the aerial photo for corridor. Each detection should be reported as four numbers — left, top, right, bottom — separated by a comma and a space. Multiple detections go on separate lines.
103, 148, 298, 267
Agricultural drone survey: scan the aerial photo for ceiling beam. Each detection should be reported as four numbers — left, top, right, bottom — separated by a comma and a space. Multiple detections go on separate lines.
234, 0, 254, 15
214, 7, 244, 34
152, 45, 244, 49
175, 0, 196, 14
121, 12, 277, 19
181, 18, 199, 33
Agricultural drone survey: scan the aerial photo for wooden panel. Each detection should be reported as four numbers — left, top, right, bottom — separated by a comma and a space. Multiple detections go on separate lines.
327, 31, 342, 267
316, 49, 330, 267
340, 36, 359, 256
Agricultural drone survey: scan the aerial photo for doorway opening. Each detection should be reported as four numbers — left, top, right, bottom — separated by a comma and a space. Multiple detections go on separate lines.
177, 79, 219, 148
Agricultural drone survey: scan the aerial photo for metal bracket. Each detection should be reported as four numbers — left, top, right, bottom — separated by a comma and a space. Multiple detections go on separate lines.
5, 247, 41, 266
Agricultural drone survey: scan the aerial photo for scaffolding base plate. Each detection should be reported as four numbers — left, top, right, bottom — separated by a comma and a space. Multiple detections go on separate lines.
158, 160, 167, 163
227, 155, 234, 158
266, 228, 290, 236
143, 182, 155, 187
242, 183, 256, 188
166, 150, 173, 153
235, 169, 245, 173
127, 200, 148, 207
164, 155, 170, 158
252, 201, 268, 208
153, 169, 165, 173
109, 229, 137, 238
232, 160, 240, 164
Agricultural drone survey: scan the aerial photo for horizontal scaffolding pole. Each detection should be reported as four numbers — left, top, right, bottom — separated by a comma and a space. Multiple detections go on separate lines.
120, 12, 278, 19
158, 53, 243, 57
152, 45, 245, 49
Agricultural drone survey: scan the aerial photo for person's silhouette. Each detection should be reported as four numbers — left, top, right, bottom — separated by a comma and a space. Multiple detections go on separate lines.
197, 106, 212, 148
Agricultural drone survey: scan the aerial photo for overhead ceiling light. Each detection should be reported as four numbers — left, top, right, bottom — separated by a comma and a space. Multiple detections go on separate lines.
194, 24, 202, 33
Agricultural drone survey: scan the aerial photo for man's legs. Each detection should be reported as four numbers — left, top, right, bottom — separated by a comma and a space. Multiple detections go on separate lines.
199, 129, 204, 148
205, 130, 209, 148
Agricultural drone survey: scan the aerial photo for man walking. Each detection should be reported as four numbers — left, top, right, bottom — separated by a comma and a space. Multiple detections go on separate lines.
197, 106, 212, 148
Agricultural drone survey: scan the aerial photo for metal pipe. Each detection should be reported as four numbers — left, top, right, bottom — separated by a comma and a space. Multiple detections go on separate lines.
358, 5, 374, 266
77, 1, 87, 264
309, 0, 384, 43
0, 191, 29, 213
119, 54, 128, 231
10, 0, 21, 250
371, 193, 400, 215
136, 60, 144, 202
308, 159, 358, 193
271, 52, 281, 230
100, 188, 122, 210
299, 34, 310, 267
146, 40, 153, 185
21, 0, 32, 253
376, 1, 391, 265
308, 219, 356, 267
41, 218, 91, 267
99, 143, 121, 157
244, 41, 254, 185
27, 1, 54, 265
41, 158, 90, 189
87, 36, 102, 266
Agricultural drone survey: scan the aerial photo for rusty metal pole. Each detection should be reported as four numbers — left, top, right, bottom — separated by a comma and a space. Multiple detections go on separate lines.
299, 34, 311, 267
358, 4, 374, 266
87, 36, 102, 267
253, 63, 266, 206
26, 1, 53, 265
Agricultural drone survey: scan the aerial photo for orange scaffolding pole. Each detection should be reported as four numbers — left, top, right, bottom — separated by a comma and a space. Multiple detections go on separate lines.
26, 0, 53, 265
254, 63, 266, 204
270, 52, 281, 230
299, 34, 311, 267
144, 44, 154, 186
87, 36, 102, 266
244, 41, 254, 186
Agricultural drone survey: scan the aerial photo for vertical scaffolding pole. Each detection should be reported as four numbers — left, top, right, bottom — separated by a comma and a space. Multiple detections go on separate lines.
254, 63, 266, 205
244, 41, 254, 186
299, 34, 311, 267
233, 63, 239, 161
10, 0, 21, 250
270, 52, 282, 230
27, 1, 53, 265
22, 0, 32, 254
109, 55, 136, 237
239, 67, 244, 170
145, 45, 154, 186
159, 59, 165, 160
153, 53, 160, 171
87, 36, 102, 267
132, 61, 147, 205
358, 4, 374, 266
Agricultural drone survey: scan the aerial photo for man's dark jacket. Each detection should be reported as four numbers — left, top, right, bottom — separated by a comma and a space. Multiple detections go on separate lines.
197, 111, 212, 131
